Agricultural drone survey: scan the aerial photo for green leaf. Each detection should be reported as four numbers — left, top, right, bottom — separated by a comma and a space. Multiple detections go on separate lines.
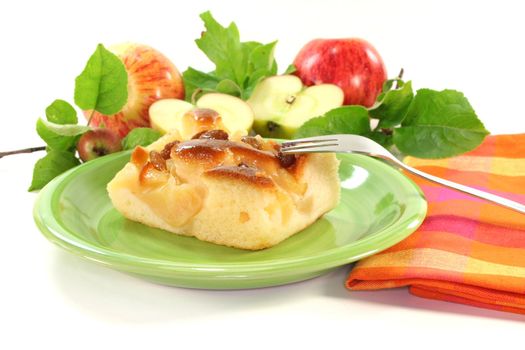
190, 11, 279, 100
283, 64, 297, 75
240, 42, 263, 74
374, 79, 405, 103
182, 67, 221, 101
240, 42, 278, 98
36, 119, 89, 151
393, 89, 489, 158
196, 11, 244, 83
74, 43, 128, 115
381, 78, 404, 94
380, 80, 395, 94
45, 99, 77, 124
38, 119, 91, 136
369, 81, 413, 128
121, 128, 161, 150
242, 71, 268, 99
241, 41, 263, 58
248, 41, 277, 74
295, 106, 371, 138
28, 150, 80, 191
216, 79, 242, 97
367, 131, 394, 148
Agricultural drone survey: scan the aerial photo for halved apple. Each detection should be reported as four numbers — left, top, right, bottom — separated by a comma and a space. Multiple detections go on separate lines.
149, 93, 254, 140
150, 99, 193, 135
247, 75, 344, 138
197, 93, 254, 133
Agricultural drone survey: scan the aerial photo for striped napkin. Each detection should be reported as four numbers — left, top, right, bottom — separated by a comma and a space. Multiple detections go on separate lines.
346, 134, 525, 315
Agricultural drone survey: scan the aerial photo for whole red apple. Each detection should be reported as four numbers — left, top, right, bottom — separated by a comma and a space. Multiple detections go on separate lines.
77, 128, 122, 162
293, 38, 387, 107
86, 43, 185, 137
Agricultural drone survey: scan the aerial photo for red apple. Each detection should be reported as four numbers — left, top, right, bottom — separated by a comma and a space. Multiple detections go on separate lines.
293, 38, 387, 107
86, 43, 185, 137
77, 128, 122, 162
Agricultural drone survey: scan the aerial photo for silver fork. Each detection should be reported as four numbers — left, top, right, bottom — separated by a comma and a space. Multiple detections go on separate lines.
281, 134, 525, 214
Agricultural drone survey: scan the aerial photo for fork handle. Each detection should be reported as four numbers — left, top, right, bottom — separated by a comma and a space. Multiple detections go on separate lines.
393, 160, 525, 214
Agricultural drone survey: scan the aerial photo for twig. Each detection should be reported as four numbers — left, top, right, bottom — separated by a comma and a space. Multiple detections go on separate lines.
394, 68, 404, 89
0, 146, 46, 159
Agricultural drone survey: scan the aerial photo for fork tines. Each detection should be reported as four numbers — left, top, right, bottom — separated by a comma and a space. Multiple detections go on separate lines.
280, 136, 339, 154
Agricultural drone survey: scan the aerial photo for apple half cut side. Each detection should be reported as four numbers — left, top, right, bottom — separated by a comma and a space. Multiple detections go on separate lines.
149, 93, 254, 139
150, 99, 194, 135
247, 75, 344, 139
196, 93, 254, 136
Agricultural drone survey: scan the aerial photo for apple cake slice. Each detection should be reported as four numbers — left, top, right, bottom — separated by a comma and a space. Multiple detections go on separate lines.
107, 131, 340, 250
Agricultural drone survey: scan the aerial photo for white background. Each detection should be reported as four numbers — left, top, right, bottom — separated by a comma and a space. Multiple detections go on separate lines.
1, 0, 524, 348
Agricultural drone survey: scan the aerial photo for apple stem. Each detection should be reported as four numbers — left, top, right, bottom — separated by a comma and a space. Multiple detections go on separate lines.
380, 128, 393, 136
394, 68, 404, 89
0, 146, 46, 159
286, 95, 296, 105
191, 88, 203, 105
397, 68, 404, 79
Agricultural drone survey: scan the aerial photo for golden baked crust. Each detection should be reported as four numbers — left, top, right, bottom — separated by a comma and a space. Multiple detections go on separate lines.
107, 131, 340, 250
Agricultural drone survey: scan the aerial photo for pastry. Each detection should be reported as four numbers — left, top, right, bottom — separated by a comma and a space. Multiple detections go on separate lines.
107, 131, 340, 250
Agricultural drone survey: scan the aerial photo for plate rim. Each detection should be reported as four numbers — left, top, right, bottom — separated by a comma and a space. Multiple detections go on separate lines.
33, 150, 427, 276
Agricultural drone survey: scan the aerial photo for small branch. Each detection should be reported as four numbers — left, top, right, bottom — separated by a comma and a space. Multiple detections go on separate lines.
394, 68, 404, 89
397, 68, 404, 80
0, 146, 46, 159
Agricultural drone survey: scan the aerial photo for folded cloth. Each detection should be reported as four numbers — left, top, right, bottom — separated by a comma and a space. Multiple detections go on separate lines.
346, 134, 525, 315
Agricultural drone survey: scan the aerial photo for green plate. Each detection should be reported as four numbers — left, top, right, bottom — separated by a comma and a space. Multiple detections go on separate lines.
34, 151, 426, 289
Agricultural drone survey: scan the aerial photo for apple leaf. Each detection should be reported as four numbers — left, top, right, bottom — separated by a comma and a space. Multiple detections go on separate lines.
368, 131, 394, 148
45, 99, 77, 124
283, 64, 297, 75
31, 100, 88, 190
182, 67, 222, 101
377, 78, 403, 98
393, 89, 489, 158
295, 106, 371, 138
216, 79, 242, 97
248, 41, 278, 75
369, 80, 413, 128
28, 150, 80, 191
243, 41, 278, 98
241, 41, 263, 59
38, 119, 91, 136
74, 44, 128, 115
186, 11, 278, 100
121, 128, 161, 150
36, 119, 90, 152
196, 11, 244, 83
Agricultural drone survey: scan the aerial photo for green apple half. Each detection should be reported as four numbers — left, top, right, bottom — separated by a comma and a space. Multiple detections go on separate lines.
149, 93, 254, 138
247, 75, 344, 139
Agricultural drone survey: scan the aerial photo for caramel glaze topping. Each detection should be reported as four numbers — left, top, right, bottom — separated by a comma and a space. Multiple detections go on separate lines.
149, 151, 167, 171
172, 139, 230, 164
132, 130, 306, 192
187, 108, 220, 126
192, 129, 229, 140
205, 165, 274, 188
170, 131, 305, 190
160, 141, 179, 159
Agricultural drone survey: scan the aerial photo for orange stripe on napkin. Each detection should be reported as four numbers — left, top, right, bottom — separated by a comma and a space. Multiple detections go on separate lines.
346, 134, 525, 315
